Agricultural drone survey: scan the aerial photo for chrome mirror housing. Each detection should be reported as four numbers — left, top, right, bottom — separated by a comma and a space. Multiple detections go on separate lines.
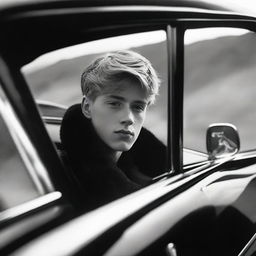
206, 123, 240, 160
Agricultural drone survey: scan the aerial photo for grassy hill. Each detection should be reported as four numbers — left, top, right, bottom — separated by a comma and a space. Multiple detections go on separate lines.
23, 32, 256, 152
24, 42, 169, 142
184, 32, 256, 151
24, 42, 168, 106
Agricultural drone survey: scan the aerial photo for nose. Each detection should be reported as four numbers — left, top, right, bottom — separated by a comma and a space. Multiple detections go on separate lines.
120, 107, 134, 126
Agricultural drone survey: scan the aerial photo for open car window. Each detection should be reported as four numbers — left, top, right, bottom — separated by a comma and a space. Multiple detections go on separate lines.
184, 27, 256, 165
0, 85, 53, 212
22, 30, 169, 180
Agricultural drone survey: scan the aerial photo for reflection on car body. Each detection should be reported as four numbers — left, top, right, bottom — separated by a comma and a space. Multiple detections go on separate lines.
1, 0, 256, 255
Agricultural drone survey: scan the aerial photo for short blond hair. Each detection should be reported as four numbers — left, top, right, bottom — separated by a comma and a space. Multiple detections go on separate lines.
81, 50, 160, 104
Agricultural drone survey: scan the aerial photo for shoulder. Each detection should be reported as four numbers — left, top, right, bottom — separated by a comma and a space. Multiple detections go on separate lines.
128, 127, 167, 177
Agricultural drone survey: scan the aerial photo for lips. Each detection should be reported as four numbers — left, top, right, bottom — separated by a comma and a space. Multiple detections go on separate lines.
114, 130, 135, 137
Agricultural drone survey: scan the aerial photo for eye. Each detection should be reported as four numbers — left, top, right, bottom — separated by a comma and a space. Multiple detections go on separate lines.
132, 104, 146, 112
107, 101, 122, 108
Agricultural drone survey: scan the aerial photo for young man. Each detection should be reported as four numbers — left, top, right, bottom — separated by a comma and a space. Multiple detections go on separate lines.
60, 50, 164, 211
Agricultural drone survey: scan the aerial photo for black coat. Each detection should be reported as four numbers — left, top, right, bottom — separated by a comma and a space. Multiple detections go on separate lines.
60, 104, 166, 211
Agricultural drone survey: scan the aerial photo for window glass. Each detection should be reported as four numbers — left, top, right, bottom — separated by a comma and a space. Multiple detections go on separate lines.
184, 27, 256, 164
0, 92, 40, 211
22, 31, 168, 146
22, 30, 168, 149
22, 30, 168, 189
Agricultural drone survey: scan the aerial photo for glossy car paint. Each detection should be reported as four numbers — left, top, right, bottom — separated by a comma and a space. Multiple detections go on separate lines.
11, 159, 256, 255
1, 1, 256, 256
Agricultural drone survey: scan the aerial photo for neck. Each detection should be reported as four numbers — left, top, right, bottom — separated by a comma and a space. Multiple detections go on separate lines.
93, 133, 122, 164
103, 147, 122, 163
113, 151, 122, 163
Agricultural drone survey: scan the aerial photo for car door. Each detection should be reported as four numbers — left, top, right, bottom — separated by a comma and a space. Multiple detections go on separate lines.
0, 29, 75, 256
4, 3, 256, 256
0, 3, 174, 254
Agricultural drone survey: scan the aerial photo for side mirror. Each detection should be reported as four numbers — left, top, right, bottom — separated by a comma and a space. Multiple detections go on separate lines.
206, 123, 240, 160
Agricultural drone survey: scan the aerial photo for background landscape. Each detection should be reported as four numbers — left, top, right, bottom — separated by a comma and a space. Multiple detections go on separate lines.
24, 30, 256, 153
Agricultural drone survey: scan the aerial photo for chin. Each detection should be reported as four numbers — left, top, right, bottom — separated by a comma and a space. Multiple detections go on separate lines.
113, 142, 133, 152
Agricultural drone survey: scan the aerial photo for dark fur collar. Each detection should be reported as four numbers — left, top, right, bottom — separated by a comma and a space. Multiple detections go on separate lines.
60, 104, 113, 166
60, 104, 167, 178
60, 104, 167, 210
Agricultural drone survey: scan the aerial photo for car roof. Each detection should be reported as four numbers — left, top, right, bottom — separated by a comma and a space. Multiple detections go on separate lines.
0, 0, 249, 14
1, 0, 254, 67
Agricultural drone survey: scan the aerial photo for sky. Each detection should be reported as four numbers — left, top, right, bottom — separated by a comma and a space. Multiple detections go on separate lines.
217, 0, 256, 15
229, 0, 256, 9
241, 0, 256, 6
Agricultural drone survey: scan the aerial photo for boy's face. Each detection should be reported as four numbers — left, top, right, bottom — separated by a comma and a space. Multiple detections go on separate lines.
83, 79, 149, 153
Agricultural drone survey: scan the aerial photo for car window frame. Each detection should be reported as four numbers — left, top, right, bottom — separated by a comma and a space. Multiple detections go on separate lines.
0, 84, 63, 225
2, 4, 180, 216
0, 56, 68, 227
22, 23, 175, 173
172, 19, 256, 172
4, 7, 256, 216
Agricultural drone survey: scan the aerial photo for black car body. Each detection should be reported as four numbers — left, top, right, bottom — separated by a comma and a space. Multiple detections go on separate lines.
1, 0, 256, 255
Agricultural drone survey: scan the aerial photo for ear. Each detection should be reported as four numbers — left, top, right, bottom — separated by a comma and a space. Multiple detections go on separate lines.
81, 96, 92, 119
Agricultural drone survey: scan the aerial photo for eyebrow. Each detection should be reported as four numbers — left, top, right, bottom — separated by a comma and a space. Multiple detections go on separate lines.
107, 95, 148, 105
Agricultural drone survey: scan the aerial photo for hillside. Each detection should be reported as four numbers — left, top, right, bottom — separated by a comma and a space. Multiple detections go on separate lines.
23, 32, 256, 152
184, 32, 256, 151
24, 42, 168, 106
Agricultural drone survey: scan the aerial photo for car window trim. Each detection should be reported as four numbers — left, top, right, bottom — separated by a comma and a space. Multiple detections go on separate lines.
179, 18, 256, 167
0, 191, 62, 227
178, 18, 256, 31
0, 83, 54, 195
167, 24, 184, 174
